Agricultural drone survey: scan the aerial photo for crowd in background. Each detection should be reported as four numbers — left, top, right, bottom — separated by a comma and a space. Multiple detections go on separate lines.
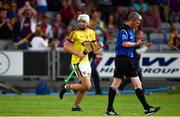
0, 0, 180, 51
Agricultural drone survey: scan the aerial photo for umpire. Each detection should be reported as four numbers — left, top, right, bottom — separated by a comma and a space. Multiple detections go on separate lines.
105, 12, 160, 116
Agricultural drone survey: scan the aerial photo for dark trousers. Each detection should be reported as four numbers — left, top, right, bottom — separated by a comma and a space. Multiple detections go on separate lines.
92, 64, 102, 94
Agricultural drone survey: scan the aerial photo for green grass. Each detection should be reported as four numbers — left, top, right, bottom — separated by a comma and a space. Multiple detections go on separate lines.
0, 92, 180, 116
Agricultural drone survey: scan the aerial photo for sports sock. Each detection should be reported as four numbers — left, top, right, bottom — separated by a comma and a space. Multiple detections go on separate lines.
107, 87, 116, 110
65, 84, 71, 89
135, 88, 149, 109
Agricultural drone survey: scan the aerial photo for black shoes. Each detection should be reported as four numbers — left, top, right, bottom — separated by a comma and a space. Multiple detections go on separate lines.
144, 106, 160, 116
105, 106, 160, 116
72, 105, 82, 111
105, 108, 119, 116
59, 84, 67, 99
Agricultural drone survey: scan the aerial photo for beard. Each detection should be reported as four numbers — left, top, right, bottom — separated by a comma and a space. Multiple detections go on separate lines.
78, 24, 87, 30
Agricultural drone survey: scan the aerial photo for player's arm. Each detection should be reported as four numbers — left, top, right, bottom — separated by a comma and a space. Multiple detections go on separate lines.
91, 30, 103, 53
63, 39, 85, 60
91, 41, 103, 53
122, 39, 144, 47
119, 30, 143, 47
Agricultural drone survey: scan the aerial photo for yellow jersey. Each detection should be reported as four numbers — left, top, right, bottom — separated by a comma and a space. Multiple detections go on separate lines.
68, 28, 96, 64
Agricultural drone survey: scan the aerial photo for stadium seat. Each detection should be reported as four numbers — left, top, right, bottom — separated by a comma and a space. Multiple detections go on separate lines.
149, 32, 166, 51
172, 22, 180, 32
160, 22, 171, 33
165, 33, 170, 42
149, 32, 165, 43
143, 33, 148, 40
46, 11, 57, 22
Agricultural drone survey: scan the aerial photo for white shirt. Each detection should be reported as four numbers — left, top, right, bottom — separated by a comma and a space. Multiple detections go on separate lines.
37, 0, 47, 6
37, 21, 53, 38
29, 36, 48, 50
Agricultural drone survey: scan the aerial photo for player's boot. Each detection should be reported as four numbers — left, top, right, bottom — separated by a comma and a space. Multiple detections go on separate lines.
105, 107, 119, 115
71, 105, 82, 111
59, 84, 67, 99
144, 106, 160, 116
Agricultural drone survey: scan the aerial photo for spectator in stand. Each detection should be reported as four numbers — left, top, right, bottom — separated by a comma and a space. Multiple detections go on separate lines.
142, 5, 161, 33
0, 1, 2, 8
29, 25, 48, 50
113, 0, 133, 14
133, 0, 148, 13
46, 0, 60, 11
63, 25, 74, 41
168, 0, 180, 23
90, 9, 109, 51
96, 0, 113, 21
81, 0, 95, 14
69, 11, 82, 29
7, 2, 19, 24
36, 0, 48, 14
17, 1, 37, 49
52, 13, 65, 48
157, 0, 169, 22
0, 7, 14, 50
38, 14, 53, 39
48, 38, 58, 49
35, 0, 48, 25
59, 0, 75, 26
7, 1, 21, 43
114, 6, 128, 29
106, 14, 118, 51
16, 0, 36, 9
58, 25, 74, 48
1, 0, 10, 10
168, 26, 180, 51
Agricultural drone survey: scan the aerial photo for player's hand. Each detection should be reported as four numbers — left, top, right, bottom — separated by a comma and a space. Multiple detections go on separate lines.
92, 42, 104, 52
77, 53, 86, 61
136, 39, 144, 46
25, 1, 31, 7
5, 18, 11, 23
146, 41, 152, 48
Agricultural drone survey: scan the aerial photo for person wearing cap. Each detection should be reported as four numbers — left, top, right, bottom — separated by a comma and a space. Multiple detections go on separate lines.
59, 14, 103, 111
105, 12, 160, 116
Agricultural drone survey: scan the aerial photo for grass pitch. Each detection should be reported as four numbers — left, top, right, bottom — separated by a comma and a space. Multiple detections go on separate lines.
0, 91, 180, 116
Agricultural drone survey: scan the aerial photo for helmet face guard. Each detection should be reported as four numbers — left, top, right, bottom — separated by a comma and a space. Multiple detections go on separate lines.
77, 14, 90, 29
78, 20, 89, 29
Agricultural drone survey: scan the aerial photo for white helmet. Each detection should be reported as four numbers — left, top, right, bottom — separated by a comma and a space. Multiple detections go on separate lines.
77, 14, 90, 24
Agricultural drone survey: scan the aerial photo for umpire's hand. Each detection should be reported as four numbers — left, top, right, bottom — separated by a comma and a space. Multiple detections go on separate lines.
136, 39, 144, 46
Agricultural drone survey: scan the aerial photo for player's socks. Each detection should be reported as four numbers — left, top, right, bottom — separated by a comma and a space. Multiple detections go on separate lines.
59, 84, 67, 99
135, 88, 149, 109
107, 87, 116, 110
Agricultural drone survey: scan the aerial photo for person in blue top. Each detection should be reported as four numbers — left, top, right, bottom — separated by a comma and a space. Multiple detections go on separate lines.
105, 12, 160, 116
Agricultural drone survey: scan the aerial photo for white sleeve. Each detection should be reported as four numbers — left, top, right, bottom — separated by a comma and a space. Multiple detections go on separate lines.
136, 46, 148, 54
41, 39, 48, 48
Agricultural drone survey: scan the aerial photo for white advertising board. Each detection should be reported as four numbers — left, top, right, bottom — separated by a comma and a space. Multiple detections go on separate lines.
97, 52, 180, 78
97, 52, 115, 78
140, 53, 180, 78
0, 51, 23, 76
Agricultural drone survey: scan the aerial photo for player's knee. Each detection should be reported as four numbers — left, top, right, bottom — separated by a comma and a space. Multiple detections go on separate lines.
134, 82, 142, 89
82, 83, 91, 90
